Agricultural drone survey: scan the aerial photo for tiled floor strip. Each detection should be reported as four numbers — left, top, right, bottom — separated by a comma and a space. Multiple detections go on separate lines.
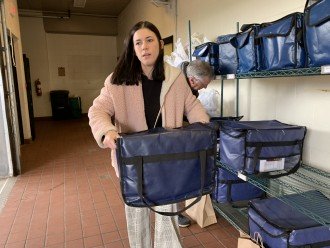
0, 118, 239, 248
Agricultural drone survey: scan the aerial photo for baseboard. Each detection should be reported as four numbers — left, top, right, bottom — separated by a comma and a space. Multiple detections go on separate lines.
34, 113, 88, 121
23, 138, 33, 144
34, 116, 53, 121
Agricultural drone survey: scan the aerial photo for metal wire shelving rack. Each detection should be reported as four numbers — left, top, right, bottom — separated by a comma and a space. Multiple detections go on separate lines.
217, 66, 330, 116
213, 66, 330, 233
214, 161, 330, 233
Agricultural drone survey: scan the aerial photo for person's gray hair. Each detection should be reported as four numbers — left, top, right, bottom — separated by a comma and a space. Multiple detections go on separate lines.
186, 60, 214, 81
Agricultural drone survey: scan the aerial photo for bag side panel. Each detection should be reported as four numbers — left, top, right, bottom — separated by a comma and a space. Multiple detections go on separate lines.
248, 208, 288, 248
305, 0, 330, 67
219, 130, 245, 171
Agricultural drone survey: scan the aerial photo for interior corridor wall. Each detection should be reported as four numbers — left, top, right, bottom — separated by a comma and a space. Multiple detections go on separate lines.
20, 17, 51, 118
117, 0, 176, 55
118, 0, 330, 172
20, 17, 117, 116
4, 0, 31, 140
45, 34, 117, 114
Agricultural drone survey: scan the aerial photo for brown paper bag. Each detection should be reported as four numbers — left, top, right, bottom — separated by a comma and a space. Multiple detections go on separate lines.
237, 237, 261, 248
185, 194, 217, 228
237, 231, 264, 248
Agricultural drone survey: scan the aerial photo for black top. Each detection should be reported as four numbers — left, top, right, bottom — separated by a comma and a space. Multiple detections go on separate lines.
141, 74, 162, 129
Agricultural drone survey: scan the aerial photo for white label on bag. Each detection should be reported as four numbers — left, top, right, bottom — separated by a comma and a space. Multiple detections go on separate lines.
259, 158, 285, 172
227, 74, 236, 79
237, 171, 247, 181
321, 65, 330, 74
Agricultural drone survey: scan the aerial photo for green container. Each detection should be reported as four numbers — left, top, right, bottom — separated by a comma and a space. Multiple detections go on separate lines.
69, 96, 82, 118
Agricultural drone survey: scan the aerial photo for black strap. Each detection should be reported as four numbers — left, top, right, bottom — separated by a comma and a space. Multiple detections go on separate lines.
251, 145, 262, 174
305, 0, 330, 27
219, 179, 245, 184
288, 239, 330, 248
246, 140, 303, 178
227, 181, 233, 203
257, 13, 296, 38
122, 148, 214, 164
135, 150, 208, 216
240, 23, 259, 32
246, 140, 303, 147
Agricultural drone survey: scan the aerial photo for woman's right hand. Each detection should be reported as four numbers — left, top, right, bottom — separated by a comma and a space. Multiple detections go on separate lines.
102, 130, 120, 149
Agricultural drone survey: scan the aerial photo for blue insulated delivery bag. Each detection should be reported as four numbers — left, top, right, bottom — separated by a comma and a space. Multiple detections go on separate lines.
210, 115, 244, 124
192, 42, 220, 75
304, 0, 330, 67
257, 12, 306, 71
219, 120, 306, 176
116, 122, 217, 215
216, 34, 238, 75
248, 191, 330, 248
212, 167, 265, 204
231, 24, 262, 73
210, 116, 243, 138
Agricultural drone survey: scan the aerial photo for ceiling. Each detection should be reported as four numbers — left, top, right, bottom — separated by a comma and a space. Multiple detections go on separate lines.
17, 0, 131, 17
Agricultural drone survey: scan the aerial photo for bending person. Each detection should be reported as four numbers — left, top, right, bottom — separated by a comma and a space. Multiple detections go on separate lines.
179, 59, 214, 227
181, 60, 214, 97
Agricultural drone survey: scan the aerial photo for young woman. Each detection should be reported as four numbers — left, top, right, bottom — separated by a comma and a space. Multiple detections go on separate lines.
88, 21, 209, 248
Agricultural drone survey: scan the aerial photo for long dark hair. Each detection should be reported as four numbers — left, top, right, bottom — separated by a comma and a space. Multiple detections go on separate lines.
111, 21, 165, 85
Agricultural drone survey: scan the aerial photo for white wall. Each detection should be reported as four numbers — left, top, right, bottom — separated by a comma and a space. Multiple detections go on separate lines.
46, 34, 117, 114
177, 0, 306, 44
20, 17, 117, 116
118, 0, 330, 172
117, 0, 176, 55
19, 17, 51, 117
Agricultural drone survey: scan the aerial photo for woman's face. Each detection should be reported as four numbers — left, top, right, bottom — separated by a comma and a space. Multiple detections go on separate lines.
133, 28, 162, 71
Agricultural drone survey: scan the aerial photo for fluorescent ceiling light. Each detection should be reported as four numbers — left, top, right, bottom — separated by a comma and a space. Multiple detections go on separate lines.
73, 0, 86, 8
151, 0, 171, 7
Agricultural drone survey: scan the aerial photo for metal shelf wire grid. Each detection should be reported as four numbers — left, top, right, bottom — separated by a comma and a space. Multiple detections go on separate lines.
217, 161, 330, 227
212, 202, 249, 234
220, 67, 323, 79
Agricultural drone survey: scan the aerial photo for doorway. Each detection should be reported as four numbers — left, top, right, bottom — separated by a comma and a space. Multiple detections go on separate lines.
0, 25, 21, 176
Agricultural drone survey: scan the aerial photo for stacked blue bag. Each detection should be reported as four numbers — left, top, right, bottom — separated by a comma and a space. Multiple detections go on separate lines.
116, 122, 217, 214
192, 42, 220, 75
216, 34, 238, 75
304, 0, 330, 67
219, 120, 306, 176
210, 116, 266, 205
256, 12, 306, 71
231, 24, 261, 73
212, 167, 265, 204
249, 191, 330, 247
193, 0, 329, 75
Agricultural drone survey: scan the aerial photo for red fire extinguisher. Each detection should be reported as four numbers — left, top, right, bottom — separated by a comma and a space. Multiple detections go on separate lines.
35, 79, 42, 96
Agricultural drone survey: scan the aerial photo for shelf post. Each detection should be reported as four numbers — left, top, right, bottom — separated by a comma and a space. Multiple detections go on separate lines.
236, 78, 239, 116
236, 21, 240, 116
221, 77, 224, 117
188, 20, 192, 62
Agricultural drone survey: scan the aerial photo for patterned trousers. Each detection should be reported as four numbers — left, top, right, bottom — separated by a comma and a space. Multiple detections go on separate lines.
125, 203, 182, 248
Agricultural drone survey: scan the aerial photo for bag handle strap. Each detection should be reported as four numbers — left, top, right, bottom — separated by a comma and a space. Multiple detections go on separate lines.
136, 150, 207, 216
257, 13, 297, 38
253, 232, 265, 248
220, 128, 247, 139
247, 140, 303, 178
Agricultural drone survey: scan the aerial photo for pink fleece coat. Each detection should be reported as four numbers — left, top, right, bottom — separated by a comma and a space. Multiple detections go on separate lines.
88, 63, 209, 176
